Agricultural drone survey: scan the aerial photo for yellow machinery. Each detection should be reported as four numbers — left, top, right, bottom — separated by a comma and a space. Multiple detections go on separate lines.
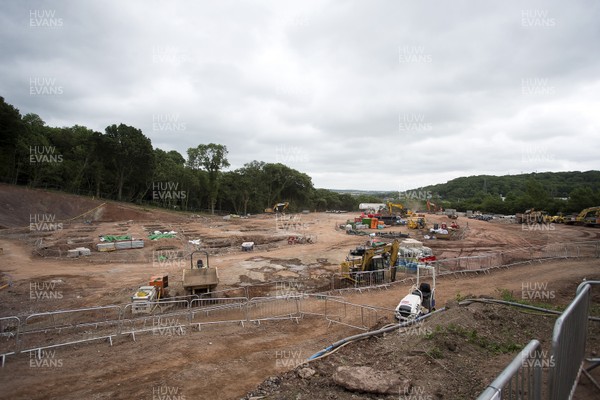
519, 209, 548, 224
265, 202, 289, 213
183, 251, 219, 296
567, 206, 600, 227
341, 240, 400, 282
387, 202, 405, 215
407, 217, 426, 229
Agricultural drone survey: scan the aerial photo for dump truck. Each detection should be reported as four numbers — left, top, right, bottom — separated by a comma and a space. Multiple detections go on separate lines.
182, 251, 219, 296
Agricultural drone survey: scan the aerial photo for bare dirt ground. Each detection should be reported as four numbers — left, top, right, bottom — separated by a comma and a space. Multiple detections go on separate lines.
0, 184, 599, 399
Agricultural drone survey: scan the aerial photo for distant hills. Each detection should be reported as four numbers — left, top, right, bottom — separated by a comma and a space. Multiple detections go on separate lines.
332, 171, 600, 214
422, 171, 600, 200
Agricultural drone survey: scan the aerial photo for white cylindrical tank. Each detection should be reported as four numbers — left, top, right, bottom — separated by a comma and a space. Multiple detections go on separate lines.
359, 203, 386, 211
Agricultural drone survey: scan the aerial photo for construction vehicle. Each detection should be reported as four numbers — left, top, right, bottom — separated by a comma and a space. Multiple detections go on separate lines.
131, 274, 169, 314
426, 200, 442, 214
149, 275, 169, 298
182, 250, 219, 296
384, 202, 406, 216
566, 206, 600, 227
265, 202, 289, 214
549, 213, 565, 224
517, 209, 548, 224
132, 286, 158, 314
341, 240, 400, 283
395, 264, 436, 321
407, 217, 426, 229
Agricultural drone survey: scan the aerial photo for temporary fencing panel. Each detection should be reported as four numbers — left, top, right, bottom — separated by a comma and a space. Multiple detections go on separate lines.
477, 340, 543, 400
121, 299, 189, 319
200, 287, 248, 299
325, 299, 378, 331
120, 300, 190, 338
548, 284, 590, 400
0, 316, 20, 361
189, 297, 248, 327
299, 294, 343, 317
21, 306, 122, 350
247, 296, 300, 322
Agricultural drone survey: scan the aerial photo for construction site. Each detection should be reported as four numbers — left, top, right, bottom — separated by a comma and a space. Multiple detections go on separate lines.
0, 184, 599, 400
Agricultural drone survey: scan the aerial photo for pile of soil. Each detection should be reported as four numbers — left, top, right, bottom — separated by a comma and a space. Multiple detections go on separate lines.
243, 302, 560, 399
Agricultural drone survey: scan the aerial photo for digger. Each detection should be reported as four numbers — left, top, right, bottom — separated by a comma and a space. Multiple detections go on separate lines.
394, 264, 436, 321
341, 240, 400, 283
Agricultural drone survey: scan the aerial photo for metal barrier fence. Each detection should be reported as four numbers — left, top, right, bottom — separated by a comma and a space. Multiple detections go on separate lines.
247, 296, 301, 322
477, 340, 543, 400
0, 317, 20, 363
479, 279, 599, 399
325, 298, 378, 331
190, 297, 248, 328
548, 283, 591, 400
199, 286, 248, 299
20, 306, 122, 350
298, 294, 343, 317
325, 241, 600, 294
120, 312, 190, 340
432, 241, 600, 276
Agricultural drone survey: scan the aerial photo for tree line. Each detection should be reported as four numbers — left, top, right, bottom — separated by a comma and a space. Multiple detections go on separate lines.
2, 96, 597, 216
0, 96, 375, 213
421, 172, 600, 215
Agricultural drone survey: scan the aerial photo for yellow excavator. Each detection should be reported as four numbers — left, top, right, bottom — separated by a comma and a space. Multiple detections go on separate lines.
341, 240, 400, 283
385, 202, 413, 217
265, 202, 289, 213
567, 206, 600, 227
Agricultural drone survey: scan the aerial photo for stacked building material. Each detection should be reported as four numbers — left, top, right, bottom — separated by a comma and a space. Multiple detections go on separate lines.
97, 242, 116, 252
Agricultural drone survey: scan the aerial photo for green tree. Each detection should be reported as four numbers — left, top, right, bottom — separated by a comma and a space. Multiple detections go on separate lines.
104, 124, 155, 201
187, 143, 230, 214
568, 187, 597, 213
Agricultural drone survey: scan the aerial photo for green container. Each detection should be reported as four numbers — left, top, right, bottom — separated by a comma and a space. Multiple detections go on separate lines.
362, 218, 371, 225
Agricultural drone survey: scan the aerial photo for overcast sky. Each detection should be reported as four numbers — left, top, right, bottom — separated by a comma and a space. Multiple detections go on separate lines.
1, 0, 599, 191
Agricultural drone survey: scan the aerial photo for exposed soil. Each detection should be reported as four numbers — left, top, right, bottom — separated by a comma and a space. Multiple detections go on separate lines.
0, 184, 599, 399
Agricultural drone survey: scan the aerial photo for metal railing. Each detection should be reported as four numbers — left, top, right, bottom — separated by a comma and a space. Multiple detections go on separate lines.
247, 296, 301, 322
189, 297, 248, 328
548, 283, 591, 399
0, 316, 20, 366
479, 280, 599, 399
477, 340, 543, 400
325, 298, 378, 331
